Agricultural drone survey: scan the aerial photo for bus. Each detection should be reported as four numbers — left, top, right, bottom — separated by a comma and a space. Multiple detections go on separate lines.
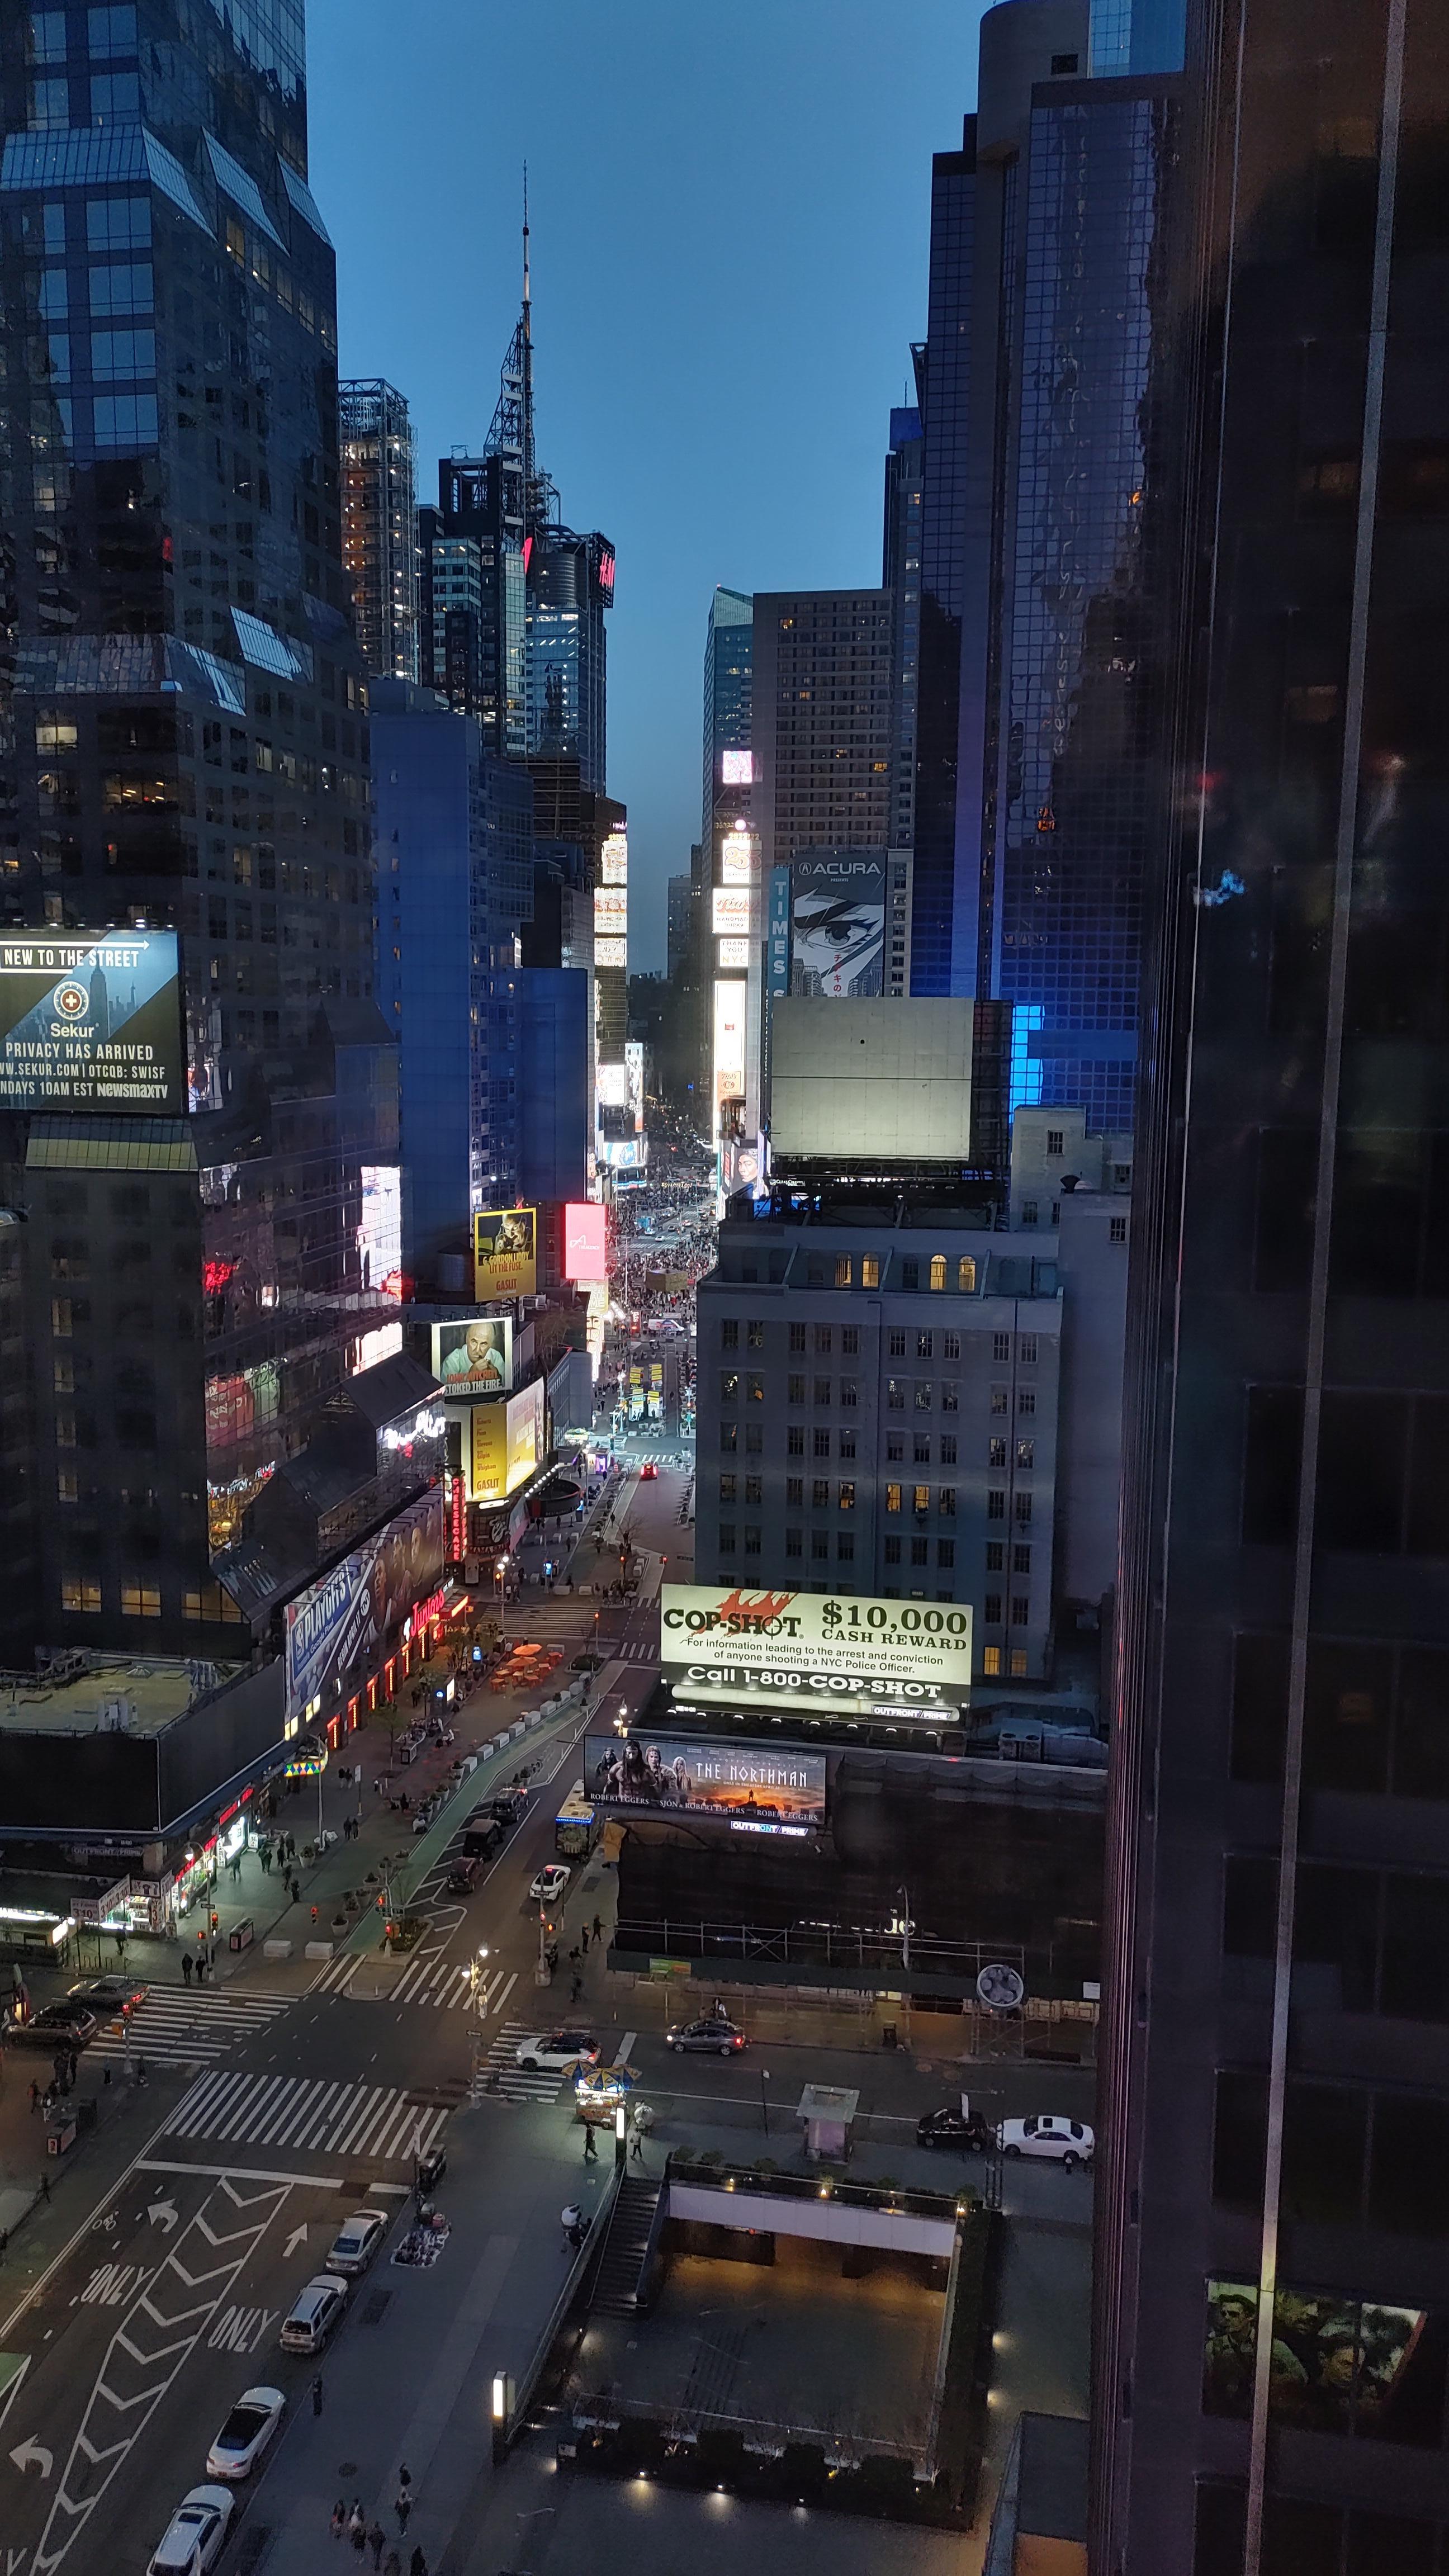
555, 1783, 600, 1860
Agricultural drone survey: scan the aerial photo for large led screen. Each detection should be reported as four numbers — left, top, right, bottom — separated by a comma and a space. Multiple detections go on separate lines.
0, 929, 183, 1112
585, 1734, 826, 1834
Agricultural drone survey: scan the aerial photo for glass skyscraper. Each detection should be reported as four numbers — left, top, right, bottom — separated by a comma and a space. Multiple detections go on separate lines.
1095, 0, 1449, 2567
0, 0, 395, 1647
339, 377, 419, 681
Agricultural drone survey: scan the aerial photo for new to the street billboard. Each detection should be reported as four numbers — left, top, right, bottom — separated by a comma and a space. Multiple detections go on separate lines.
284, 1486, 445, 1723
470, 1377, 545, 1503
660, 1583, 972, 1692
473, 1206, 537, 1300
585, 1734, 826, 1835
789, 855, 886, 998
0, 929, 184, 1112
431, 1315, 513, 1397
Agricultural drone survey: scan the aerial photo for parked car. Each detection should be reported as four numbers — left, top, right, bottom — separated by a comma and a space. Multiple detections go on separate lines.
995, 2115, 1095, 2169
68, 1973, 148, 2019
666, 2018, 746, 2056
529, 1863, 570, 1905
514, 2029, 599, 2075
145, 2487, 234, 2576
3, 2001, 98, 2050
278, 2273, 347, 2354
324, 2209, 387, 2278
916, 2105, 991, 2152
204, 2387, 285, 2482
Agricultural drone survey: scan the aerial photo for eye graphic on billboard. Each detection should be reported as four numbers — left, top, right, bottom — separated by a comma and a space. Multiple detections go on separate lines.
0, 929, 184, 1112
789, 855, 887, 998
473, 1207, 537, 1299
585, 1734, 825, 1835
564, 1202, 607, 1283
432, 1315, 513, 1396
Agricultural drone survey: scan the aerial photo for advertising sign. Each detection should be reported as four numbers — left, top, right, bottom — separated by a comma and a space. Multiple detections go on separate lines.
596, 1060, 627, 1108
470, 1377, 545, 1502
284, 1486, 445, 1723
624, 1040, 645, 1131
595, 936, 628, 968
712, 979, 746, 1134
719, 827, 755, 884
0, 929, 184, 1113
712, 886, 751, 937
432, 1315, 513, 1397
585, 1734, 825, 1835
721, 749, 754, 786
600, 830, 628, 885
768, 866, 792, 996
660, 1584, 972, 1692
564, 1202, 608, 1284
473, 1207, 537, 1300
789, 855, 887, 998
594, 885, 628, 930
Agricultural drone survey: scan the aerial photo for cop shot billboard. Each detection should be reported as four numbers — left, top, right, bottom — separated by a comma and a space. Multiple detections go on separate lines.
660, 1583, 972, 1693
0, 930, 184, 1112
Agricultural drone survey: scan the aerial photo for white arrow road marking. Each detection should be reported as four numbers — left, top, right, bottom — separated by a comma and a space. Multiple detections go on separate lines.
30, 2177, 291, 2576
144, 2200, 177, 2233
283, 2223, 307, 2257
0, 2360, 31, 2436
10, 2545, 29, 2574
9, 2440, 52, 2479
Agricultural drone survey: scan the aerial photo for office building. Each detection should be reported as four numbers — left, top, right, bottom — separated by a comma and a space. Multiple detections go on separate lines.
910, 0, 1180, 1140
695, 1188, 1059, 1685
667, 870, 694, 984
702, 584, 753, 854
525, 525, 613, 793
1093, 1, 1449, 2567
883, 405, 924, 855
371, 679, 534, 1285
339, 378, 418, 681
752, 589, 894, 879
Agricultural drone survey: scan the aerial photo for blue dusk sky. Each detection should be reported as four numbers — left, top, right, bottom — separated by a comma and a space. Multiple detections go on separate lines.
306, 0, 988, 972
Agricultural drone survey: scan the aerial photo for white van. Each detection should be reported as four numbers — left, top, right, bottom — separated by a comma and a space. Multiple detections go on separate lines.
278, 2272, 347, 2354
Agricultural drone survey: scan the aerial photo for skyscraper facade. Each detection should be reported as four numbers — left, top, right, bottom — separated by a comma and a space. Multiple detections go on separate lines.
751, 589, 894, 876
882, 404, 924, 855
1095, 2, 1449, 2568
0, 0, 397, 1655
525, 524, 613, 793
339, 377, 418, 681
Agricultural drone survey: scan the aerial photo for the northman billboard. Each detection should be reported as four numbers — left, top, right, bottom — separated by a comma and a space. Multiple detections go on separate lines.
660, 1583, 972, 1694
0, 930, 184, 1112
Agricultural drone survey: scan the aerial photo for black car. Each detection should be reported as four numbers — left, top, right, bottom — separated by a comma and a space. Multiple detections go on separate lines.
916, 2105, 990, 2152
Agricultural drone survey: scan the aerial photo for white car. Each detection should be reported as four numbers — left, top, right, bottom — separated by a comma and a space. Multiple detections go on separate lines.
324, 2209, 388, 2277
529, 1862, 570, 1905
514, 2028, 600, 2074
995, 2114, 1095, 2169
205, 2386, 285, 2482
146, 2486, 234, 2576
279, 2272, 347, 2353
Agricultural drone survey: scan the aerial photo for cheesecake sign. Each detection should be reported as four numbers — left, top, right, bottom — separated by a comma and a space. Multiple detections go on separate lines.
660, 1583, 972, 1689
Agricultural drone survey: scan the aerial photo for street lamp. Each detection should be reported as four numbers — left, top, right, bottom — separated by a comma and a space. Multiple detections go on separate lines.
470, 1943, 490, 2010
759, 2067, 771, 2135
494, 1556, 509, 1638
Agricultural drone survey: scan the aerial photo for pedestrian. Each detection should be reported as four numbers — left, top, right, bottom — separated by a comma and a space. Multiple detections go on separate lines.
330, 2501, 347, 2541
408, 2552, 426, 2576
27, 2081, 39, 2114
311, 2371, 324, 2417
182, 1950, 193, 1986
582, 2121, 597, 2161
592, 1912, 602, 1943
569, 1944, 580, 1969
395, 2468, 413, 2534
348, 2502, 366, 2553
629, 2125, 645, 2162
261, 1845, 272, 1877
581, 1924, 590, 1952
368, 2524, 386, 2569
196, 1955, 207, 1986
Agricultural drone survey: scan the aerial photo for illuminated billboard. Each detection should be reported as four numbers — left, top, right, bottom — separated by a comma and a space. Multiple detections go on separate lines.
473, 1208, 537, 1300
719, 828, 755, 885
712, 979, 746, 1135
594, 885, 627, 929
469, 1377, 544, 1502
564, 1202, 607, 1283
595, 936, 628, 967
358, 1164, 403, 1298
790, 854, 886, 998
624, 1039, 646, 1131
596, 1060, 628, 1108
661, 1583, 972, 1692
284, 1487, 445, 1723
721, 749, 754, 786
585, 1735, 825, 1835
717, 938, 751, 969
0, 929, 184, 1114
712, 886, 751, 937
431, 1315, 513, 1396
600, 831, 628, 885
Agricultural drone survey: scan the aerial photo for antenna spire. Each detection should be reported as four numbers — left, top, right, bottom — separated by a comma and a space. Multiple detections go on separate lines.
521, 163, 535, 538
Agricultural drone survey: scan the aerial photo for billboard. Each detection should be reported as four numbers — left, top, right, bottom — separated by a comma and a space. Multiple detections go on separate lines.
0, 929, 184, 1113
721, 749, 754, 786
660, 1583, 972, 1692
768, 866, 792, 996
719, 827, 755, 884
594, 885, 628, 930
564, 1202, 607, 1284
789, 855, 887, 998
596, 1060, 628, 1108
473, 1207, 537, 1300
595, 936, 628, 968
585, 1734, 825, 1835
284, 1486, 445, 1722
600, 830, 628, 885
624, 1039, 646, 1131
431, 1315, 513, 1396
712, 978, 747, 1134
470, 1377, 545, 1502
712, 886, 751, 937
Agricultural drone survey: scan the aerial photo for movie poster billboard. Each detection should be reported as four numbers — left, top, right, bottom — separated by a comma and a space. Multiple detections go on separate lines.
585, 1734, 826, 1834
473, 1207, 537, 1300
0, 929, 184, 1112
661, 1583, 971, 1692
470, 1377, 546, 1502
789, 855, 887, 998
431, 1315, 513, 1396
284, 1486, 444, 1723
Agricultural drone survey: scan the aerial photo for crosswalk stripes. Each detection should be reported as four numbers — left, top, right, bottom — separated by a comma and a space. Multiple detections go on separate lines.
164, 2065, 449, 2163
609, 1637, 659, 1667
473, 2019, 576, 2104
89, 1988, 293, 2068
311, 1952, 362, 1996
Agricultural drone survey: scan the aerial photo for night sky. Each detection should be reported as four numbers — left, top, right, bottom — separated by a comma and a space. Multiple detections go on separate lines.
306, 0, 986, 970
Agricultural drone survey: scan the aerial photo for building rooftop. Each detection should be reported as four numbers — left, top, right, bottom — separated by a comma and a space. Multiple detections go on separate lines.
0, 1658, 239, 1739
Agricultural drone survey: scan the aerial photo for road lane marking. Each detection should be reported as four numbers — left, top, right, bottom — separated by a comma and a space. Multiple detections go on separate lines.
136, 2160, 344, 2187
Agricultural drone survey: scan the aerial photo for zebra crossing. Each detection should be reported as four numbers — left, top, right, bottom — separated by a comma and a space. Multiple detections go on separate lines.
609, 1636, 659, 1667
473, 2019, 577, 2104
164, 2064, 449, 2163
311, 1949, 520, 2019
89, 1987, 293, 2068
